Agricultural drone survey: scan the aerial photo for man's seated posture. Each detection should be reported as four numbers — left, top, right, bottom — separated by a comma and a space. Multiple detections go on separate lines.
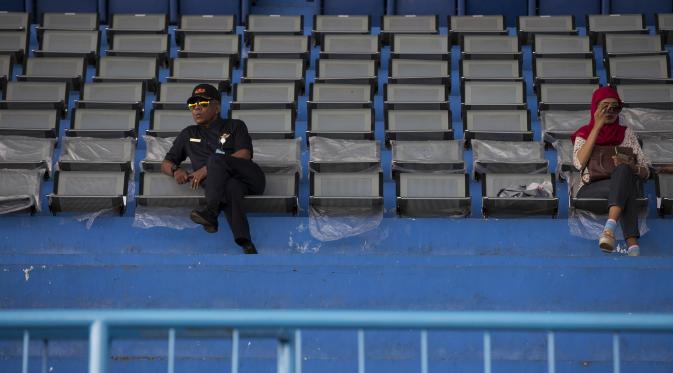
161, 84, 265, 254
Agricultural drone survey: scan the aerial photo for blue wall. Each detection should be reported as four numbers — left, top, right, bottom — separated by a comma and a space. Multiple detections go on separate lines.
538, 0, 601, 27
322, 0, 386, 26
0, 0, 25, 11
395, 0, 456, 26
464, 0, 527, 26
609, 0, 672, 25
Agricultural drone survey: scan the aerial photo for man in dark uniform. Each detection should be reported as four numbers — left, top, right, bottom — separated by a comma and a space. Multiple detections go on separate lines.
161, 84, 265, 254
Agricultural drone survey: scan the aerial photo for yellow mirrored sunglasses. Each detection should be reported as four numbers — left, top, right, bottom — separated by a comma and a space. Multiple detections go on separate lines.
187, 100, 211, 111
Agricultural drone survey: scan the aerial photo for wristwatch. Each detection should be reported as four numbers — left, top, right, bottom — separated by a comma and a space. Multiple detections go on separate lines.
171, 164, 179, 176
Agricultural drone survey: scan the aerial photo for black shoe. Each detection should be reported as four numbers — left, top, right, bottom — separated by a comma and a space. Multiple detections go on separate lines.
190, 209, 218, 233
237, 239, 258, 254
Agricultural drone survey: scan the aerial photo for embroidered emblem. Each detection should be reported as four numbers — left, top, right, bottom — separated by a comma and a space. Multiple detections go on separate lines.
220, 133, 230, 145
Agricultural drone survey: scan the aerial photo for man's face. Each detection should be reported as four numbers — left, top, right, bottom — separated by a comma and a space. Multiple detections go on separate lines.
189, 99, 220, 125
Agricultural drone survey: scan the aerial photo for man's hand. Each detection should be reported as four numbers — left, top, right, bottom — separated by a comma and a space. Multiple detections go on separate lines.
189, 166, 208, 190
174, 168, 190, 184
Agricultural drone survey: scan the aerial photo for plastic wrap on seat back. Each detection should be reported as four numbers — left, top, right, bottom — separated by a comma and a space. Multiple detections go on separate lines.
59, 137, 135, 170
252, 138, 301, 174
309, 136, 379, 172
0, 136, 55, 174
540, 110, 588, 142
472, 140, 547, 176
391, 140, 464, 173
0, 169, 44, 214
144, 135, 176, 162
643, 139, 673, 167
620, 107, 673, 138
552, 139, 576, 178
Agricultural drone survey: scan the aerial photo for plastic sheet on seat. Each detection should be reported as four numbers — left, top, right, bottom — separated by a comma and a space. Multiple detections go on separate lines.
59, 137, 135, 171
0, 136, 55, 175
540, 110, 588, 143
309, 137, 380, 172
642, 139, 673, 168
133, 206, 199, 230
620, 107, 673, 138
390, 140, 465, 174
309, 204, 383, 242
0, 169, 44, 214
552, 139, 575, 180
472, 140, 548, 177
564, 172, 649, 241
144, 135, 175, 162
252, 138, 302, 175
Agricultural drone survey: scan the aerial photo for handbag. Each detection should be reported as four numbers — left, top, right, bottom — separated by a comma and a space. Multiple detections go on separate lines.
586, 145, 635, 182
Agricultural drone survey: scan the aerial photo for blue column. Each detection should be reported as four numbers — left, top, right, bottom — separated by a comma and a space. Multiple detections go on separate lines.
457, 0, 465, 16
528, 0, 536, 15
601, 0, 610, 14
24, 0, 33, 22
169, 0, 177, 24
241, 0, 249, 26
98, 0, 107, 24
386, 0, 394, 15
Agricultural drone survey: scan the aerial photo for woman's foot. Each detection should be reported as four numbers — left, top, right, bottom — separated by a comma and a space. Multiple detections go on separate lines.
627, 245, 640, 257
599, 229, 616, 252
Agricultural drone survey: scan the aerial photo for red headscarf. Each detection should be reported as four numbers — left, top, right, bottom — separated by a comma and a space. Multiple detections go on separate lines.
570, 86, 627, 145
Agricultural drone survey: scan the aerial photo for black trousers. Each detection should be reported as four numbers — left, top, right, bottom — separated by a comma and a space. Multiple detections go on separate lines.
576, 164, 642, 239
204, 154, 265, 244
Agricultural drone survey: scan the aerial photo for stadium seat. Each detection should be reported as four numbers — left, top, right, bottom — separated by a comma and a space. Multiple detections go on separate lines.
389, 59, 450, 85
623, 106, 673, 141
380, 15, 439, 45
107, 13, 168, 41
147, 109, 193, 137
242, 58, 306, 94
48, 170, 130, 214
384, 83, 448, 110
655, 173, 673, 216
551, 139, 575, 180
655, 13, 673, 44
67, 108, 140, 138
532, 35, 592, 57
309, 83, 373, 109
309, 137, 379, 172
18, 57, 86, 90
482, 173, 558, 217
38, 12, 98, 31
603, 34, 664, 57
537, 82, 597, 107
0, 109, 59, 138
461, 35, 520, 60
461, 80, 526, 118
252, 138, 302, 174
385, 109, 453, 145
0, 169, 44, 214
106, 34, 169, 67
309, 171, 383, 208
313, 15, 371, 45
33, 30, 99, 64
0, 31, 28, 64
539, 105, 589, 143
391, 140, 465, 175
0, 136, 55, 176
396, 173, 471, 217
245, 15, 303, 45
449, 15, 507, 44
94, 56, 159, 92
606, 54, 671, 85
0, 54, 12, 85
153, 82, 220, 110
642, 139, 673, 169
0, 81, 68, 117
568, 171, 648, 214
141, 135, 189, 172
391, 34, 449, 60
58, 137, 135, 172
315, 59, 377, 90
137, 171, 299, 214
76, 81, 145, 113
472, 140, 548, 179
308, 107, 374, 141
231, 82, 297, 110
230, 108, 296, 139
586, 13, 647, 44
249, 35, 310, 63
463, 108, 532, 143
175, 14, 235, 45
533, 56, 598, 90
320, 34, 380, 61
517, 15, 577, 44
616, 83, 673, 109
178, 34, 241, 67
0, 11, 29, 31
460, 59, 521, 80
167, 57, 231, 93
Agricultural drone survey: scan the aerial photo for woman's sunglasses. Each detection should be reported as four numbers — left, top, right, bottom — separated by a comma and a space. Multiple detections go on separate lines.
187, 100, 211, 111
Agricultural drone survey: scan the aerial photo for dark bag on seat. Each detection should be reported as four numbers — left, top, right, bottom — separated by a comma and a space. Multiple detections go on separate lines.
586, 145, 635, 182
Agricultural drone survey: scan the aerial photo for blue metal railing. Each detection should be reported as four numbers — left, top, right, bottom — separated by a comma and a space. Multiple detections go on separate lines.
2, 310, 673, 373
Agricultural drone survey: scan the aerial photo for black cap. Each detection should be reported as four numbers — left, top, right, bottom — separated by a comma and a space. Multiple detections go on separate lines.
187, 84, 220, 104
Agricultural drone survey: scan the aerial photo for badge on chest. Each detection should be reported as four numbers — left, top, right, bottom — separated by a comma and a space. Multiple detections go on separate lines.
219, 133, 230, 145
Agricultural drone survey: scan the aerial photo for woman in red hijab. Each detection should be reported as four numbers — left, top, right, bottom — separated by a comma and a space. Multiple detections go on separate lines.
572, 86, 651, 256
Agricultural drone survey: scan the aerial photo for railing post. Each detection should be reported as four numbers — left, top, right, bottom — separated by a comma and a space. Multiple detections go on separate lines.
483, 332, 491, 373
277, 333, 295, 373
42, 339, 49, 373
613, 333, 621, 373
358, 329, 365, 373
294, 330, 302, 373
547, 332, 555, 373
167, 328, 176, 373
420, 330, 428, 373
22, 330, 29, 373
88, 320, 109, 373
232, 329, 240, 373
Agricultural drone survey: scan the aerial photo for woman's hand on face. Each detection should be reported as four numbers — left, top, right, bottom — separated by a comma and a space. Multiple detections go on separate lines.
593, 103, 609, 129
